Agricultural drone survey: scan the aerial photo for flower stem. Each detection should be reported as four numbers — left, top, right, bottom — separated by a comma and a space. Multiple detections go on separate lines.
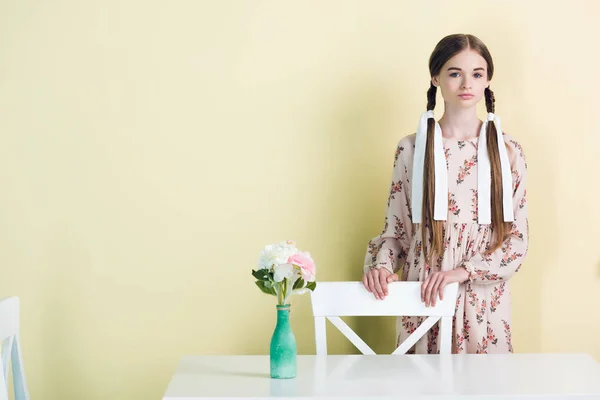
282, 279, 287, 305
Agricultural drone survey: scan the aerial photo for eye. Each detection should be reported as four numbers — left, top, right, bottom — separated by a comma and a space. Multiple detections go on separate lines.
474, 73, 483, 78
450, 72, 460, 77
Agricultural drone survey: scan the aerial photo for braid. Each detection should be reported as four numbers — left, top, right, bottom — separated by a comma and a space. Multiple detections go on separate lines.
427, 83, 437, 111
422, 82, 443, 267
484, 85, 509, 254
485, 87, 495, 113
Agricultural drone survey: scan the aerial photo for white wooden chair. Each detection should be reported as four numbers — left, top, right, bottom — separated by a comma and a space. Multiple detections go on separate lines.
0, 297, 29, 400
310, 281, 459, 355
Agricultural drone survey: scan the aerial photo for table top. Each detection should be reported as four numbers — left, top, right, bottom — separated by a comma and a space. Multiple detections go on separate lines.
163, 353, 600, 399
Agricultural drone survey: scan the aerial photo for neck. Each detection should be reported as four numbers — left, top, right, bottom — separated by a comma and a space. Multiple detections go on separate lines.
437, 105, 482, 141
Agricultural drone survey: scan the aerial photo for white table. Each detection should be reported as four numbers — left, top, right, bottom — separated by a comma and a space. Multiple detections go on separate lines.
163, 354, 600, 399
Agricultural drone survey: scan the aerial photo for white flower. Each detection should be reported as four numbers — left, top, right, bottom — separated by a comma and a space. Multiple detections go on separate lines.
273, 263, 295, 282
257, 241, 298, 271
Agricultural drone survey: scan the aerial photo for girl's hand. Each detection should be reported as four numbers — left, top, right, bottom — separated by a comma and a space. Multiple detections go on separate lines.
362, 268, 399, 300
421, 267, 469, 307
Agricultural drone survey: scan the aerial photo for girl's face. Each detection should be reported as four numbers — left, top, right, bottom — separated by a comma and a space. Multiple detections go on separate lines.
432, 49, 491, 109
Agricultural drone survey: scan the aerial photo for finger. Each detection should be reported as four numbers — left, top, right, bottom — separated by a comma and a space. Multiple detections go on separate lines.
437, 282, 446, 306
367, 271, 377, 299
431, 274, 446, 306
431, 275, 445, 307
370, 270, 381, 300
439, 280, 445, 301
421, 275, 430, 302
379, 271, 388, 296
425, 273, 441, 307
387, 273, 399, 283
423, 274, 434, 306
362, 274, 369, 292
372, 270, 385, 300
422, 272, 435, 303
430, 274, 442, 306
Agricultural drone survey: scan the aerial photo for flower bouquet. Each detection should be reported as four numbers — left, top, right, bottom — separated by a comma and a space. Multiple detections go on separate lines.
252, 240, 317, 379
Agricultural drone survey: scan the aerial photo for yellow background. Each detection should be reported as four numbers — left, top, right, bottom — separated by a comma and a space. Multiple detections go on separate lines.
1, 1, 599, 399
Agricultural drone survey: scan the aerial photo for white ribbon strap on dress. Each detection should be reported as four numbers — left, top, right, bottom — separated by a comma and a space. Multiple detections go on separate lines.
411, 111, 514, 225
411, 110, 448, 223
477, 112, 515, 224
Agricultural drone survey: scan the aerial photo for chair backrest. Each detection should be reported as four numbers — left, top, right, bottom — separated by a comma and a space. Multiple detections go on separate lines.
310, 281, 458, 355
0, 297, 29, 400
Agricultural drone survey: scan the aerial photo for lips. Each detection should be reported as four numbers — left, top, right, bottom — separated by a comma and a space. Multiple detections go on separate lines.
459, 94, 474, 99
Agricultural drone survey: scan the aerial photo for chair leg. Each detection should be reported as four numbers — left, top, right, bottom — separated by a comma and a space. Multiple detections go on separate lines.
0, 360, 8, 400
439, 316, 452, 354
314, 317, 328, 355
12, 337, 29, 400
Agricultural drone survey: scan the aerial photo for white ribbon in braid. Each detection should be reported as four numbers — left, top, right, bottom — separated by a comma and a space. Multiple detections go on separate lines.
411, 111, 514, 225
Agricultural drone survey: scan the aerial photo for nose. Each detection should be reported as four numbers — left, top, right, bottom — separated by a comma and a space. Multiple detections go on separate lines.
462, 77, 472, 90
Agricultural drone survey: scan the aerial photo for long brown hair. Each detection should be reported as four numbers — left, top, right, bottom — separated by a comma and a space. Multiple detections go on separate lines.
422, 34, 510, 267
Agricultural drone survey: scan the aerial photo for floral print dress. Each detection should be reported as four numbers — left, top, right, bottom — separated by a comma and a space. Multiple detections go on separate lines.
363, 132, 529, 354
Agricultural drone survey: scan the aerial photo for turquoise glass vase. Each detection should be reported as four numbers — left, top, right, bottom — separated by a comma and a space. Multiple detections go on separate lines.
270, 304, 297, 379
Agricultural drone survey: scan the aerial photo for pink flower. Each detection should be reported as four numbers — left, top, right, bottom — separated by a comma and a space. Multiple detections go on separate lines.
287, 251, 316, 282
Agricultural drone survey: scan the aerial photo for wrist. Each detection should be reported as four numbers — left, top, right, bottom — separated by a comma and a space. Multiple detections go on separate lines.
454, 266, 470, 283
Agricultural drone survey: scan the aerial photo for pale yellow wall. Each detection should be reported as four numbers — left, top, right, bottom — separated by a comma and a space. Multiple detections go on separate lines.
1, 1, 598, 399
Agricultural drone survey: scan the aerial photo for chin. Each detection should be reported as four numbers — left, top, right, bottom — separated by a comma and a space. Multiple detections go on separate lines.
458, 97, 480, 106
453, 100, 477, 108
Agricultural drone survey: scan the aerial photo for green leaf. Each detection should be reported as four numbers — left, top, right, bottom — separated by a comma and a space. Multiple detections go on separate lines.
252, 269, 269, 281
255, 280, 276, 296
293, 277, 305, 290
306, 281, 317, 291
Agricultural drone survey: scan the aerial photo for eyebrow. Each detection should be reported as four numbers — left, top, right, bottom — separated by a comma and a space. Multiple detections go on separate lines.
447, 67, 485, 72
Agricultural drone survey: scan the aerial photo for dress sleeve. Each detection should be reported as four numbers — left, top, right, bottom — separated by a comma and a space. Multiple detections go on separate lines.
462, 137, 529, 285
363, 138, 414, 275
